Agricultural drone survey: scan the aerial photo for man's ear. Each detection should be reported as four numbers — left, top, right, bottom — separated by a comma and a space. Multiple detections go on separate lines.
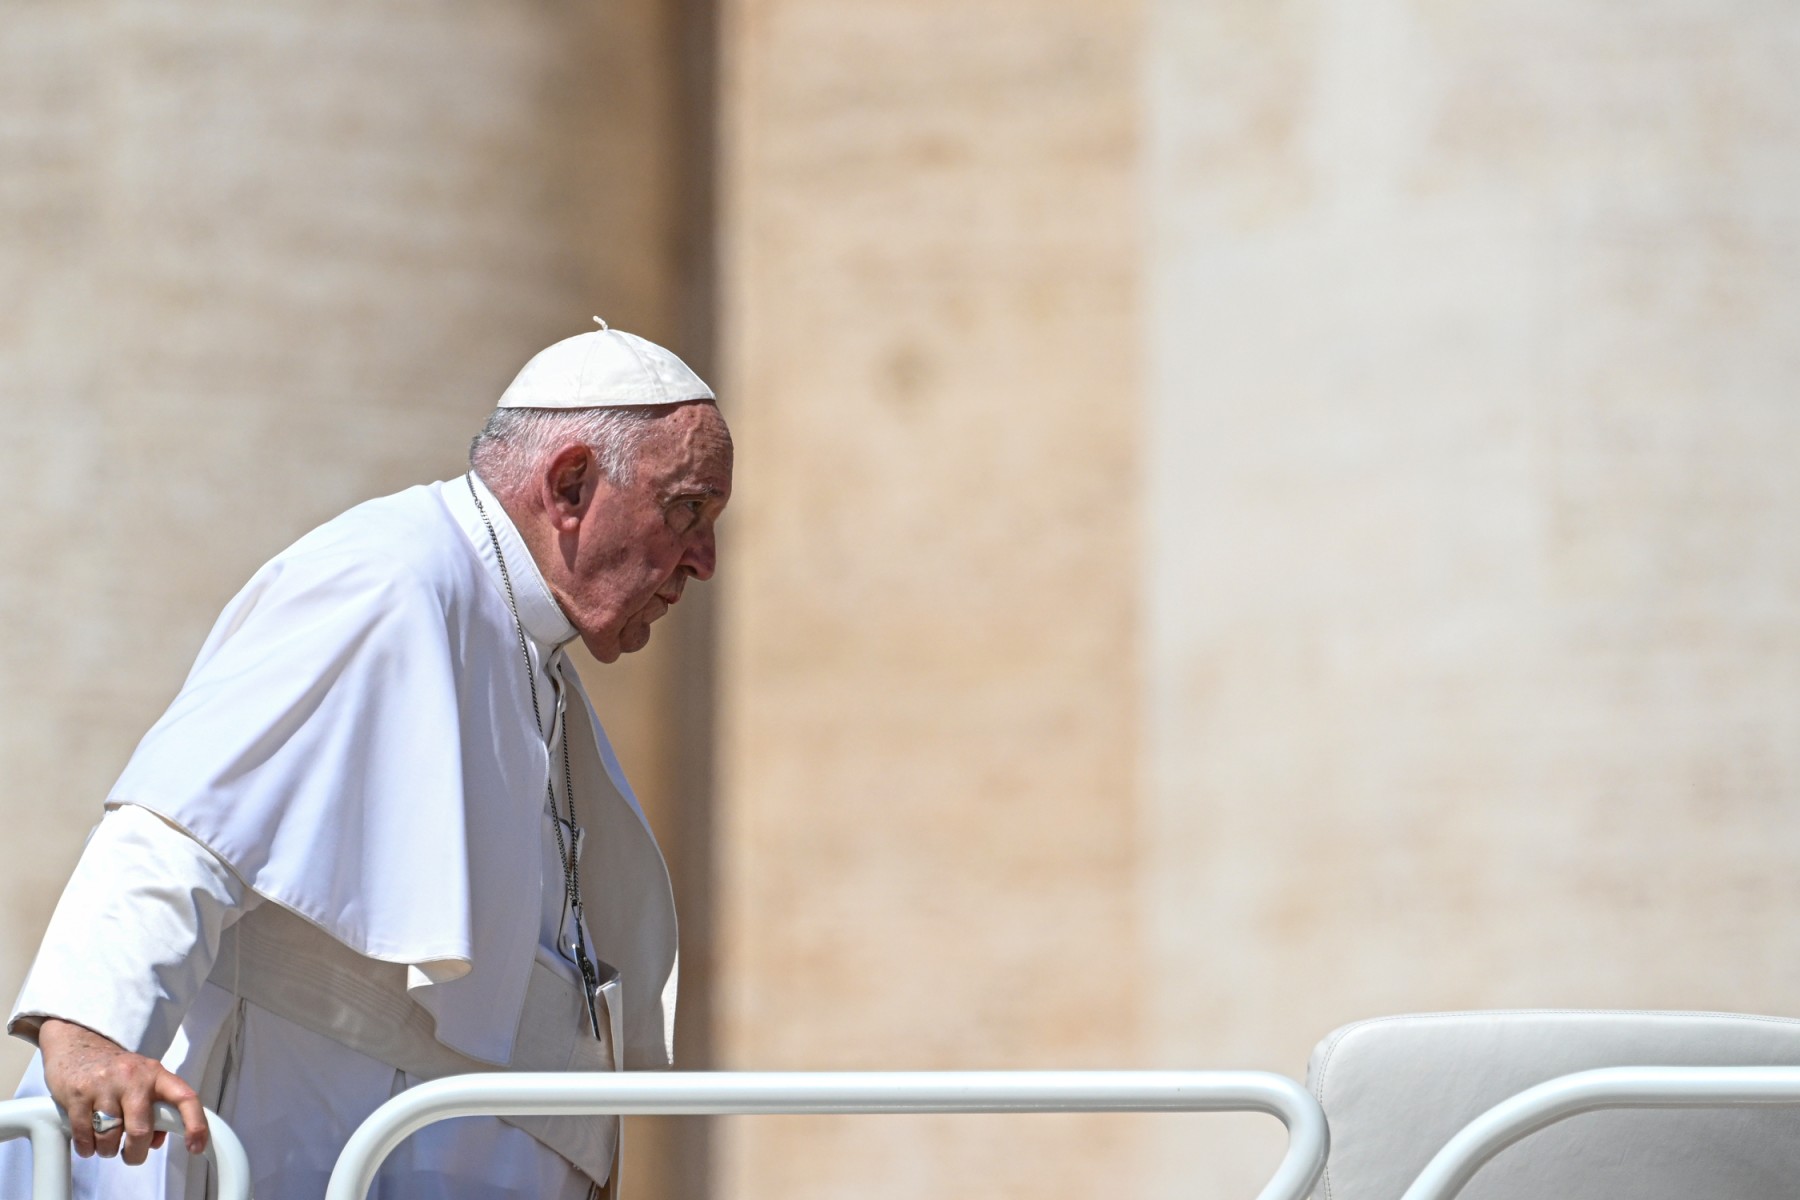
542, 445, 595, 531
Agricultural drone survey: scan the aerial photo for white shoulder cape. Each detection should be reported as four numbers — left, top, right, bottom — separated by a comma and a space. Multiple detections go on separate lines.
108, 481, 676, 1068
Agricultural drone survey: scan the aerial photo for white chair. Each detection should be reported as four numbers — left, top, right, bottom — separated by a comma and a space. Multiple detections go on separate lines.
1307, 1009, 1800, 1199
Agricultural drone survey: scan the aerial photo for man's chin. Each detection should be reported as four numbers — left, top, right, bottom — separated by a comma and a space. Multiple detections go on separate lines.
587, 627, 652, 663
581, 633, 625, 664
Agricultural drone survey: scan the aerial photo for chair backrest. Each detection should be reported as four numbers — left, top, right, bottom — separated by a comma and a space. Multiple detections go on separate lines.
1306, 1009, 1800, 1200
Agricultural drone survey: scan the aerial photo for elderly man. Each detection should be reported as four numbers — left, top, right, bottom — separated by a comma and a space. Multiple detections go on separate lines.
1, 324, 731, 1199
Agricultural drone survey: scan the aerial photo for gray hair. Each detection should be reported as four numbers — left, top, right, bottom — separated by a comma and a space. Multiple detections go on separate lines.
468, 406, 665, 495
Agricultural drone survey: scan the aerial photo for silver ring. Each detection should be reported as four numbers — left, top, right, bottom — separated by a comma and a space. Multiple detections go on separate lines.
91, 1111, 122, 1136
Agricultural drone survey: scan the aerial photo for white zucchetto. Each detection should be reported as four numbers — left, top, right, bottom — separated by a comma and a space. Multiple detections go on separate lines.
498, 318, 715, 409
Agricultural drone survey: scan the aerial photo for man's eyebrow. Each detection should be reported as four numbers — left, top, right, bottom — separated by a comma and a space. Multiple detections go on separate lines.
664, 482, 728, 501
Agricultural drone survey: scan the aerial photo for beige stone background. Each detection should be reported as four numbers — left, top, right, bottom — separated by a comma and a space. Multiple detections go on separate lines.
5, 2, 1800, 1199
1143, 3, 1800, 1194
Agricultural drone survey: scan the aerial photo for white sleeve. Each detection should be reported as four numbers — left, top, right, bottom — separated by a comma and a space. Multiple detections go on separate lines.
8, 803, 259, 1060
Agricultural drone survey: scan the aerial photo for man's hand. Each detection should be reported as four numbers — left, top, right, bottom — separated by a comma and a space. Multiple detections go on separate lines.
37, 1018, 208, 1165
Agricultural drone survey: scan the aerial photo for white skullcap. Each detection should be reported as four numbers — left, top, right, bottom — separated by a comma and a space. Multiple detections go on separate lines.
498, 318, 715, 409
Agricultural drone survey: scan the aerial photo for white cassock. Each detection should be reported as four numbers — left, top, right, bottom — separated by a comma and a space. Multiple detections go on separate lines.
2, 473, 679, 1200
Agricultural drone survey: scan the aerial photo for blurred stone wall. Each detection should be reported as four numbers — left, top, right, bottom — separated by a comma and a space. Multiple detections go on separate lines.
716, 1, 1800, 1198
1144, 1, 1800, 1193
713, 0, 1147, 1196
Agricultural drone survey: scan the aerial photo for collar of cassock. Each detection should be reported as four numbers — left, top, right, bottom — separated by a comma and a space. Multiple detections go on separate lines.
445, 472, 580, 653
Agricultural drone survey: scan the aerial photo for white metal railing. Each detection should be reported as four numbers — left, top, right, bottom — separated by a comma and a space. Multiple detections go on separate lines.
1400, 1065, 1800, 1200
15, 1062, 1798, 1199
324, 1070, 1329, 1200
0, 1097, 251, 1200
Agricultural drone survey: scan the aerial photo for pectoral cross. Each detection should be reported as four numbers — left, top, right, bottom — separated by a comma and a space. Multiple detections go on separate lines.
574, 933, 604, 1041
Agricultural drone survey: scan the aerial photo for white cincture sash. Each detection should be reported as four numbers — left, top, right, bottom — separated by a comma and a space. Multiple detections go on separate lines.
206, 903, 623, 1194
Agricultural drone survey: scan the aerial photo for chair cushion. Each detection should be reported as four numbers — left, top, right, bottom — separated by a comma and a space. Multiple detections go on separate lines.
1307, 1009, 1800, 1200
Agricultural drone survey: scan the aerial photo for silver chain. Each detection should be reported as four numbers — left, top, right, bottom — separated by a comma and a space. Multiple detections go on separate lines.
466, 474, 603, 1039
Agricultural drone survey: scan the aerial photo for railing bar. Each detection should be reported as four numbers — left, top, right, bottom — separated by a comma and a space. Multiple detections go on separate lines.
324, 1070, 1328, 1200
0, 1098, 251, 1200
1400, 1066, 1800, 1200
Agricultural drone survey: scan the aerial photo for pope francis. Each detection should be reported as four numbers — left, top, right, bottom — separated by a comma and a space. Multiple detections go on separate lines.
1, 323, 732, 1200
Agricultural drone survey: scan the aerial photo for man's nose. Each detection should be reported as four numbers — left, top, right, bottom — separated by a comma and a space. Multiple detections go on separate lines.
684, 530, 717, 581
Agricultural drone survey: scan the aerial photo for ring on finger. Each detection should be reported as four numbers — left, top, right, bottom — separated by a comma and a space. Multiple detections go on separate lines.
91, 1111, 123, 1136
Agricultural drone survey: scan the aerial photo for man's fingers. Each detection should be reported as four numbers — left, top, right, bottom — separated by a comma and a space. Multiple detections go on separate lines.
154, 1070, 209, 1156
120, 1074, 158, 1167
150, 1130, 168, 1150
37, 1019, 200, 1165
92, 1094, 125, 1159
65, 1096, 96, 1159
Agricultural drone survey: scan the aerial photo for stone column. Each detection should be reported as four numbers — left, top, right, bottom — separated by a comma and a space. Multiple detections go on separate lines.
714, 1, 1146, 1196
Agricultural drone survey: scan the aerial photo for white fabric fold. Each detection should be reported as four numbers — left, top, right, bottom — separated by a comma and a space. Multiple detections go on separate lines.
4, 797, 612, 1197
104, 482, 532, 1063
10, 805, 253, 1058
87, 474, 675, 1068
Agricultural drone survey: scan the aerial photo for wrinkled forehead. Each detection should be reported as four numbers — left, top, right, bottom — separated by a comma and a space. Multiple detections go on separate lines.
641, 402, 733, 494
